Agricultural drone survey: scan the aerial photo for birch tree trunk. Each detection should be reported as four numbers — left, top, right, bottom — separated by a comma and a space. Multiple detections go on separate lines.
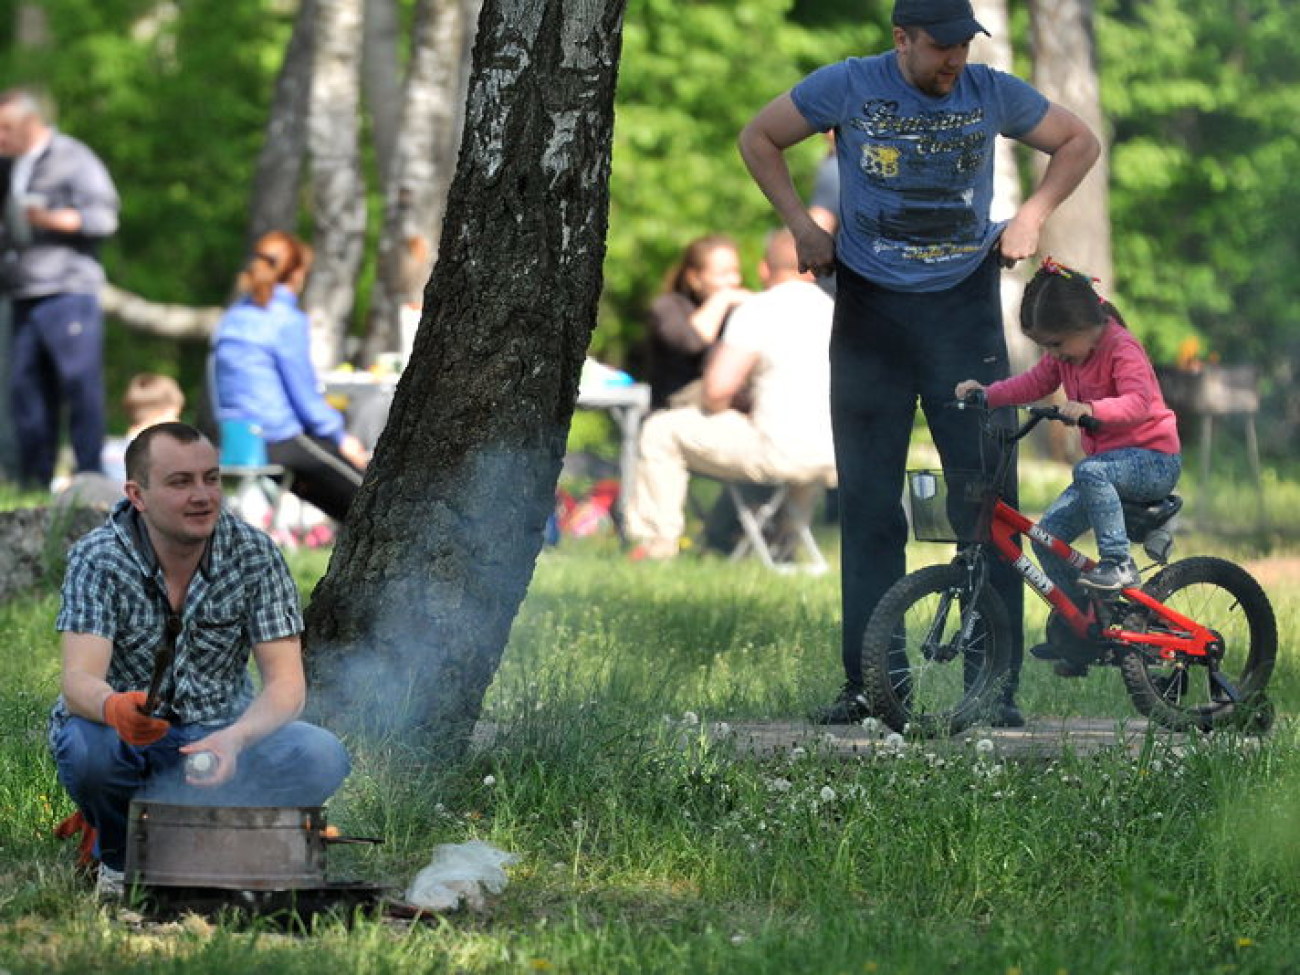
245, 0, 316, 254
1028, 0, 1112, 286
303, 0, 628, 752
363, 0, 404, 188
303, 0, 370, 368
1029, 0, 1110, 462
971, 0, 1034, 373
362, 0, 469, 362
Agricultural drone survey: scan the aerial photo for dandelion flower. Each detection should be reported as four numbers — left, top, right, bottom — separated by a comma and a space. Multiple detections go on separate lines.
975, 738, 995, 755
819, 786, 837, 802
483, 774, 497, 787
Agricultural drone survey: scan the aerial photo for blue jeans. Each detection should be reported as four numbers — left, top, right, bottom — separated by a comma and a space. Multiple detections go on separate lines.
832, 253, 1024, 694
10, 292, 106, 487
1034, 448, 1182, 595
51, 717, 350, 871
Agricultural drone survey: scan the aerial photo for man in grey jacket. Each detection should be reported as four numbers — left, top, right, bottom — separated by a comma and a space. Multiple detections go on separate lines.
0, 88, 119, 488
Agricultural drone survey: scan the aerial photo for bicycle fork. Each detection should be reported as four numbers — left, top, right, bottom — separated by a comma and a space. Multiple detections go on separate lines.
923, 554, 989, 665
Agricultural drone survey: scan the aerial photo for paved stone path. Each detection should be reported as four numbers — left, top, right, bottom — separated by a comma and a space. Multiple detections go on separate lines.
718, 716, 1194, 760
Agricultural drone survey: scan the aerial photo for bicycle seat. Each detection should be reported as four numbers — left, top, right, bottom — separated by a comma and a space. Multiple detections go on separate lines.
1122, 494, 1183, 542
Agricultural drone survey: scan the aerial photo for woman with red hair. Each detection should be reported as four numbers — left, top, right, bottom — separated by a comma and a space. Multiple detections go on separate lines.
212, 231, 367, 523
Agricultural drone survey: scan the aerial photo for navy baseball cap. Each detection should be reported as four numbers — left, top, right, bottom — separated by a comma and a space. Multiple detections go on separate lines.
892, 0, 991, 45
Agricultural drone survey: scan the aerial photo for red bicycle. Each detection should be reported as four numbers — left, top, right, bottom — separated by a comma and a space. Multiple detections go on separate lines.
861, 397, 1277, 736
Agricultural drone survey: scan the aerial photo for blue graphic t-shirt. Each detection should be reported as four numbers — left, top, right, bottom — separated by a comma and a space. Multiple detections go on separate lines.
792, 52, 1048, 292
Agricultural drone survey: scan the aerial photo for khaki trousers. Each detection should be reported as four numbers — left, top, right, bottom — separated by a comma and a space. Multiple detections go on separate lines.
626, 406, 833, 546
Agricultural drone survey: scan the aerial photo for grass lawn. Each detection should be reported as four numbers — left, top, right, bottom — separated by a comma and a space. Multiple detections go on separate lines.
1, 504, 1298, 973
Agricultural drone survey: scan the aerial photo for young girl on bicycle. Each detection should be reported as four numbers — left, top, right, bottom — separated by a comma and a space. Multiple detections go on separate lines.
955, 258, 1181, 593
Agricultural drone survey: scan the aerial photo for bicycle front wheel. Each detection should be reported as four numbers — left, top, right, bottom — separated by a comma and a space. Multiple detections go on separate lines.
861, 562, 1014, 736
1117, 556, 1277, 733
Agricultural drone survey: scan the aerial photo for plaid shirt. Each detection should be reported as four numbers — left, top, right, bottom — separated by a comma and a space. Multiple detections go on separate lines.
49, 501, 303, 738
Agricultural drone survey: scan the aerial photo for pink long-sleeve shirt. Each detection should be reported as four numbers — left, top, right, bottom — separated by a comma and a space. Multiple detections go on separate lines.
984, 320, 1180, 456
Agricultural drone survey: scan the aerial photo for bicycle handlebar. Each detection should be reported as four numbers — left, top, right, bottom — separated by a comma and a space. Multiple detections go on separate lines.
956, 392, 1101, 434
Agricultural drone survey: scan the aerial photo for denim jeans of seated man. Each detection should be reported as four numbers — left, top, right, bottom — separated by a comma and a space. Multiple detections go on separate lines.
52, 716, 350, 871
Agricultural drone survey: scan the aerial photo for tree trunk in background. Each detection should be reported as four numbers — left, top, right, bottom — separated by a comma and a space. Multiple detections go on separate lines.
303, 0, 369, 368
1029, 0, 1112, 286
246, 0, 315, 254
15, 3, 47, 46
971, 0, 1034, 374
1030, 0, 1110, 463
362, 0, 469, 363
303, 0, 627, 753
363, 0, 404, 189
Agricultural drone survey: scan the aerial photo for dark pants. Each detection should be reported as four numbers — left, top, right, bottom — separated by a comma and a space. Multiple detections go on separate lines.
266, 433, 363, 523
831, 254, 1023, 695
9, 292, 105, 487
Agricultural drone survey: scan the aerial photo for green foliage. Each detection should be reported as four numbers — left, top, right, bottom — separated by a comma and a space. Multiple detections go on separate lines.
3, 547, 1300, 971
1098, 0, 1300, 452
0, 0, 294, 429
598, 0, 884, 365
6, 2, 1300, 457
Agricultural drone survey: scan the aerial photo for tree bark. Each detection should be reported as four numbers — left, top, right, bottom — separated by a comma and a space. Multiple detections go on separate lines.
363, 0, 404, 188
1029, 0, 1112, 286
246, 0, 316, 254
971, 0, 1034, 373
303, 0, 370, 369
362, 0, 469, 363
303, 0, 627, 753
1029, 0, 1110, 463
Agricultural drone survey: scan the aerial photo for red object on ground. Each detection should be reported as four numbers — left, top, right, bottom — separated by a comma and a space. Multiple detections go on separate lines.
54, 811, 98, 869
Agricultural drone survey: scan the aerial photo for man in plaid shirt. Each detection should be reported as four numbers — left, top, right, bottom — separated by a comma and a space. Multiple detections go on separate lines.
48, 422, 350, 897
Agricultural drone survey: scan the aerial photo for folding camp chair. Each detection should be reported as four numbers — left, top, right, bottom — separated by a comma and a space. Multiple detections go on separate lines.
721, 479, 830, 575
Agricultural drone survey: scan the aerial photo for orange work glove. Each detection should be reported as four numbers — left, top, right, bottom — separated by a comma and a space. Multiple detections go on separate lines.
54, 810, 98, 870
103, 690, 171, 747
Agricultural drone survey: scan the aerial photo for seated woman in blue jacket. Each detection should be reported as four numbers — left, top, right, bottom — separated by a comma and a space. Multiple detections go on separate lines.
213, 231, 368, 522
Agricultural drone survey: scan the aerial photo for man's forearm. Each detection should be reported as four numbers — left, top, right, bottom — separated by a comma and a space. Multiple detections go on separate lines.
224, 682, 305, 751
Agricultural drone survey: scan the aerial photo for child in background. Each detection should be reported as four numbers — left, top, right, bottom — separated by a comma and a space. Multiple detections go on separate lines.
100, 373, 185, 483
955, 258, 1181, 599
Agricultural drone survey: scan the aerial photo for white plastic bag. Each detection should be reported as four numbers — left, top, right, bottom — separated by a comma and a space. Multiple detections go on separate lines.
404, 840, 519, 911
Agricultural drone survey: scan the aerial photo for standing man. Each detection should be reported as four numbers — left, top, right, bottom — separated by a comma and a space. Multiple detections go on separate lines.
0, 88, 119, 488
739, 0, 1100, 726
49, 423, 350, 897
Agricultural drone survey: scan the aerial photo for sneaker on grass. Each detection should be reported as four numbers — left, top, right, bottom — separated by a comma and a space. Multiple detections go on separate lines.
96, 864, 125, 901
811, 684, 871, 725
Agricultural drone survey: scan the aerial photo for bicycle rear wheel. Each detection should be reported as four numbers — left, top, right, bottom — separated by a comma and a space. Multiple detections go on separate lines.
861, 562, 1013, 736
1117, 556, 1277, 733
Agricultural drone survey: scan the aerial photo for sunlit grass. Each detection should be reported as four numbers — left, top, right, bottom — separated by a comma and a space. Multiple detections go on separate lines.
1, 505, 1298, 973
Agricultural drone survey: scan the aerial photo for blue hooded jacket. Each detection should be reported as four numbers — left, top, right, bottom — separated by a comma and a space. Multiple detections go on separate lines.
212, 285, 345, 444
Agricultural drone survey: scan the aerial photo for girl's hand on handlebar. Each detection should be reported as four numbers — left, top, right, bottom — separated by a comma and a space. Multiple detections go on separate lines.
954, 379, 985, 403
1058, 401, 1093, 425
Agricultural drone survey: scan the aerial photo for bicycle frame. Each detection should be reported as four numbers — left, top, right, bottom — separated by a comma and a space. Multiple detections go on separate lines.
967, 403, 1221, 666
982, 500, 1221, 663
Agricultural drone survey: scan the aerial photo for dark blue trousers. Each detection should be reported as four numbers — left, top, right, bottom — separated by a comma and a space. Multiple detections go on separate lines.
9, 292, 106, 487
831, 253, 1023, 694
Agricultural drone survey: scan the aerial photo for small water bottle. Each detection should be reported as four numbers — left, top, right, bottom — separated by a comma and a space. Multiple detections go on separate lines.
185, 751, 217, 781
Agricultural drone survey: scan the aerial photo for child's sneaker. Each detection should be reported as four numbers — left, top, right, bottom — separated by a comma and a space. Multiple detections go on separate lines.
1080, 557, 1139, 591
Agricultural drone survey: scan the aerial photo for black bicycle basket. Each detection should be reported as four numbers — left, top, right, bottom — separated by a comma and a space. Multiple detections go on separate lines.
906, 469, 998, 543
